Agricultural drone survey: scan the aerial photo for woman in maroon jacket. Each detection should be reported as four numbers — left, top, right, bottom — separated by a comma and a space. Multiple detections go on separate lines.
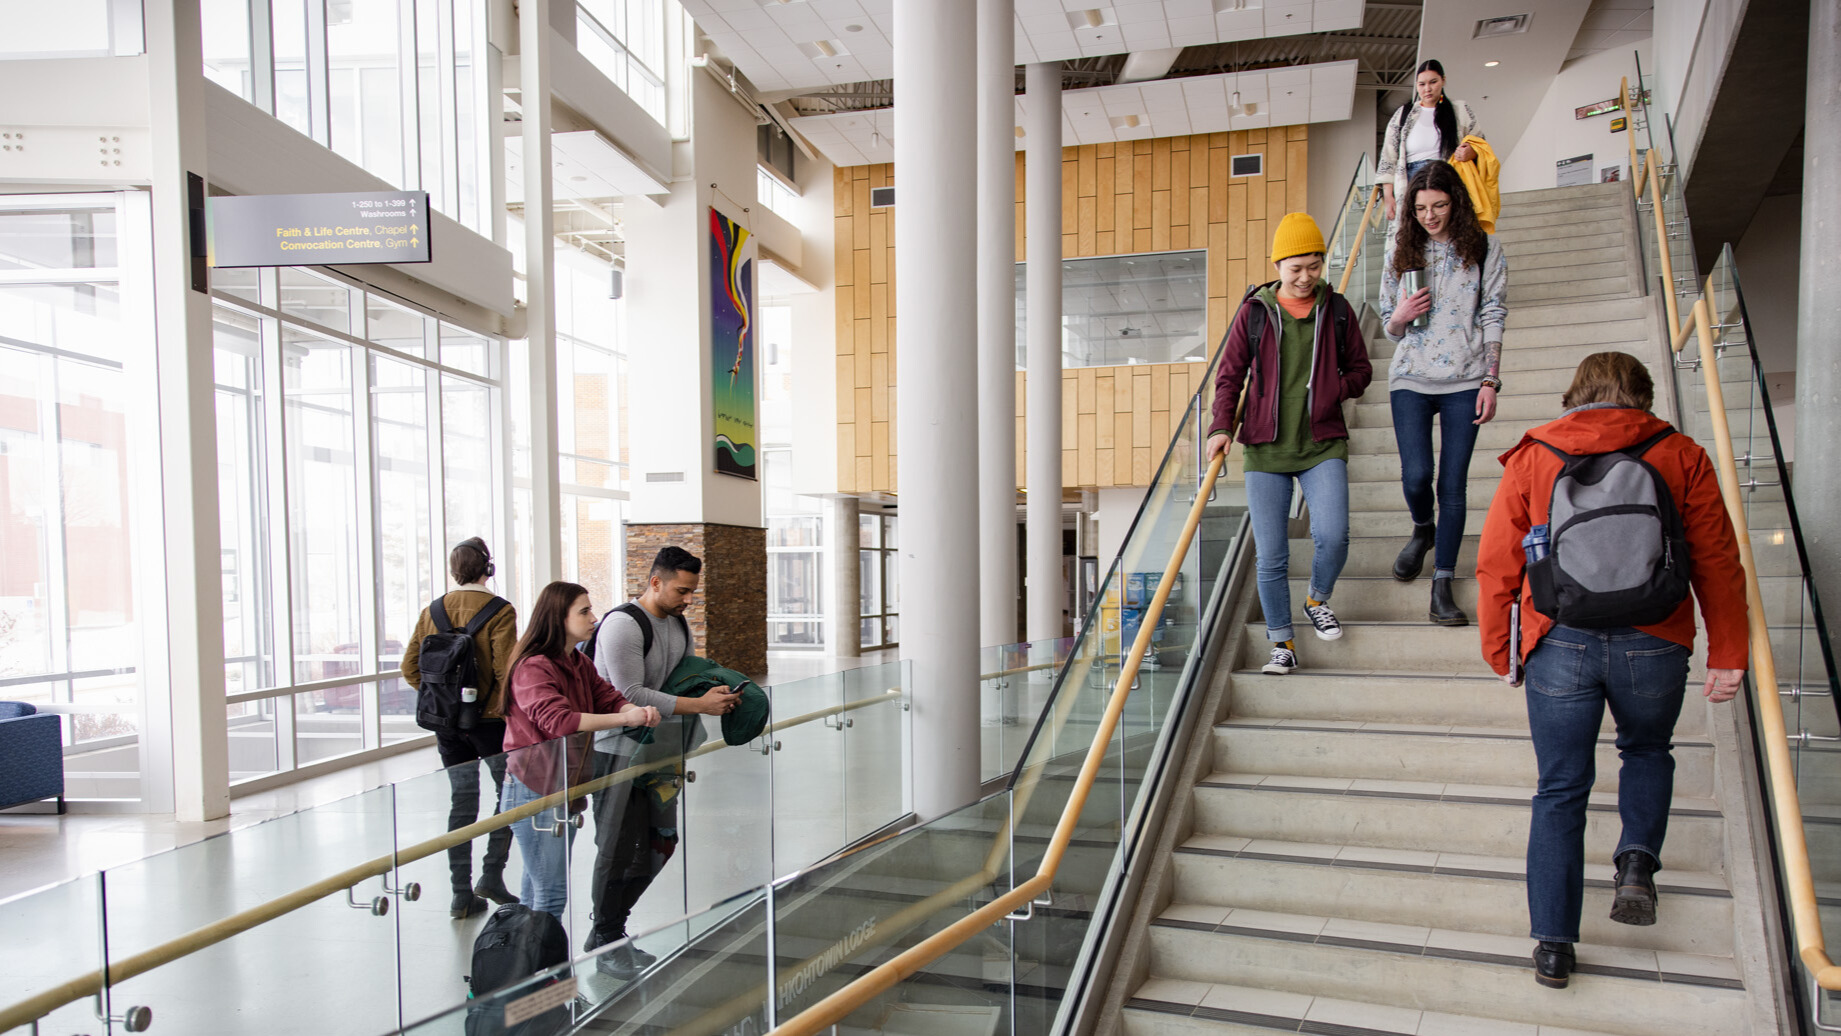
500, 580, 661, 918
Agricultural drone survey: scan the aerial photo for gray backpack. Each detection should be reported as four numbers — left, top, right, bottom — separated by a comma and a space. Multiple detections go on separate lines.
1527, 428, 1692, 628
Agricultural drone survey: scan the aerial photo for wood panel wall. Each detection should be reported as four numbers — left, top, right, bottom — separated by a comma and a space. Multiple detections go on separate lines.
835, 126, 1309, 494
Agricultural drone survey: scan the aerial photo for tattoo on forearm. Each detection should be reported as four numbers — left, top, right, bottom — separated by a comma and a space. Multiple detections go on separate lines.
1485, 340, 1502, 377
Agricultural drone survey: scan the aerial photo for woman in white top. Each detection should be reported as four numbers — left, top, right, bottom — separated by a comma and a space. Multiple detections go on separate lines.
1377, 59, 1484, 223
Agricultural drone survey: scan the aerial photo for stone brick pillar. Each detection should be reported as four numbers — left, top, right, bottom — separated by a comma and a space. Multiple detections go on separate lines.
624, 523, 767, 677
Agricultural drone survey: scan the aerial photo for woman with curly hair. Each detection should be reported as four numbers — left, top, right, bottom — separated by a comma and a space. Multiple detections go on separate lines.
1379, 161, 1507, 626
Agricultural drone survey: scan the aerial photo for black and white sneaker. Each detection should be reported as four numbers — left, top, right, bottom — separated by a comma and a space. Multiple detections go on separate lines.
1303, 601, 1343, 641
1262, 644, 1299, 675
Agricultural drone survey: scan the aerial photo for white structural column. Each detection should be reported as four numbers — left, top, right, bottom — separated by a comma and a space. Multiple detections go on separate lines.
895, 0, 982, 818
976, 0, 1017, 648
521, 0, 563, 582
146, 0, 229, 821
1024, 62, 1063, 643
1799, 0, 1841, 661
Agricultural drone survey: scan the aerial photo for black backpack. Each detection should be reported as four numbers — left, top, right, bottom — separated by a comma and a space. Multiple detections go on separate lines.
464, 905, 571, 1036
1527, 428, 1692, 629
581, 602, 690, 662
415, 594, 509, 731
1240, 280, 1352, 351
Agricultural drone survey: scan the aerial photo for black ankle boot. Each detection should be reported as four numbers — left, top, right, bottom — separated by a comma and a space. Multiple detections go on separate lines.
1610, 850, 1659, 926
1429, 576, 1468, 626
1534, 941, 1575, 988
1393, 522, 1436, 581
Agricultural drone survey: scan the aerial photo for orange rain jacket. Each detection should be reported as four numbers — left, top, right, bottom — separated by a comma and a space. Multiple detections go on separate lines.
1477, 405, 1750, 677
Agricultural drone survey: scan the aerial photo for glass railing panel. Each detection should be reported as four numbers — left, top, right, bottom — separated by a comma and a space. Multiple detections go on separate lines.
677, 687, 775, 921
0, 874, 103, 1036
390, 738, 565, 1024
773, 793, 1018, 1030
98, 785, 402, 1035
983, 640, 1076, 783
578, 890, 773, 1030
772, 671, 849, 875
840, 659, 910, 844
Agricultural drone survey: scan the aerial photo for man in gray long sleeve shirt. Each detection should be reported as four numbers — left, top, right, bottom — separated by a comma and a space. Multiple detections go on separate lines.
583, 546, 738, 977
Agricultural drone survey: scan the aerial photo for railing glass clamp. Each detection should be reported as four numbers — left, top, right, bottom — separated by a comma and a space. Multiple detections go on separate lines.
346, 885, 390, 915
94, 994, 152, 1033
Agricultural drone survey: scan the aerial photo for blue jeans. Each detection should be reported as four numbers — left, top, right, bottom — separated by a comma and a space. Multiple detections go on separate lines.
1391, 389, 1481, 573
1524, 626, 1691, 943
1246, 459, 1349, 642
1404, 158, 1438, 185
504, 773, 576, 918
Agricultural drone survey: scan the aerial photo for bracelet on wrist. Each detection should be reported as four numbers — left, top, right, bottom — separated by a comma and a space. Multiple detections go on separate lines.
1480, 375, 1502, 391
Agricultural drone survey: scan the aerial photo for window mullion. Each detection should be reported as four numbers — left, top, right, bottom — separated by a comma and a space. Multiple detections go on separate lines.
352, 349, 383, 751
397, 0, 422, 188
436, 0, 461, 216
306, 0, 331, 144
250, 0, 276, 114
36, 353, 74, 734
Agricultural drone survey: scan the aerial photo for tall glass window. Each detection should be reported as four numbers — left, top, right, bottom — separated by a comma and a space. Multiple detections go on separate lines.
859, 514, 897, 649
554, 249, 628, 608
0, 197, 144, 802
202, 0, 494, 234
577, 0, 670, 125
212, 267, 506, 782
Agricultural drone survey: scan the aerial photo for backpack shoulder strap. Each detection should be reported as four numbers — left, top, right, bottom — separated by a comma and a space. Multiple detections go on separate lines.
429, 596, 456, 634
613, 602, 655, 659
1531, 437, 1577, 463
1627, 426, 1678, 458
675, 612, 692, 649
461, 595, 509, 637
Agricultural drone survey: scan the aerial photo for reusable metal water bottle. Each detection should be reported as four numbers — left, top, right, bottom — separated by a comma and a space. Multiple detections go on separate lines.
1400, 268, 1430, 329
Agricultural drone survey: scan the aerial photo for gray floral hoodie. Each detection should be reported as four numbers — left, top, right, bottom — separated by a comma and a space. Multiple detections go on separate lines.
1379, 235, 1508, 394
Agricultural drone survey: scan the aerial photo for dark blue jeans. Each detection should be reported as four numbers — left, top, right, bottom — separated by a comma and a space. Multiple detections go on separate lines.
1390, 388, 1481, 573
1524, 625, 1691, 943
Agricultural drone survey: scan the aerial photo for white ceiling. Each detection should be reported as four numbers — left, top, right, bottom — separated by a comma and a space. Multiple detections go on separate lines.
680, 0, 1365, 94
789, 59, 1357, 167
1417, 0, 1593, 164
1564, 0, 1651, 64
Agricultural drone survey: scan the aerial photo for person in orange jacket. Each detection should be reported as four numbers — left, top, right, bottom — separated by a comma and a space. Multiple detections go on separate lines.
1476, 351, 1748, 991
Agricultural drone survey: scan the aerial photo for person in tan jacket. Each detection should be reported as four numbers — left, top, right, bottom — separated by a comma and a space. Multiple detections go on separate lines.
402, 537, 521, 918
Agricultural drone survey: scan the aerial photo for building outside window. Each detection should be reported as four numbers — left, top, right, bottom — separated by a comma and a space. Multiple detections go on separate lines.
577, 0, 671, 126
212, 265, 507, 783
758, 304, 823, 649
756, 165, 798, 220
0, 196, 144, 802
555, 247, 629, 609
1015, 250, 1209, 369
860, 513, 898, 649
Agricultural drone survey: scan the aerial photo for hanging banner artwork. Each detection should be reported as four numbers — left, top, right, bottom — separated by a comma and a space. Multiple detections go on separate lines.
709, 207, 758, 480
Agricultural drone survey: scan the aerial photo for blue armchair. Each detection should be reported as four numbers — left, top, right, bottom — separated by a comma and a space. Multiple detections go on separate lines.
0, 702, 65, 813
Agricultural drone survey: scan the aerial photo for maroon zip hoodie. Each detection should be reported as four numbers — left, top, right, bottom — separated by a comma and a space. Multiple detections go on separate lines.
1208, 284, 1372, 444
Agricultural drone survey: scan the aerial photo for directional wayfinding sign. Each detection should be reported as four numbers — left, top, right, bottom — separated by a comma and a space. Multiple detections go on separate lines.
208, 190, 431, 267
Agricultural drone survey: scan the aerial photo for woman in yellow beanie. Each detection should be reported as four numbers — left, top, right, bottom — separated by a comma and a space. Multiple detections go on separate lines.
1206, 213, 1373, 674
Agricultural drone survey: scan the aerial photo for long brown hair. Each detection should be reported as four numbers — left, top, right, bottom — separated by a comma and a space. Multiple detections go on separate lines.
1562, 351, 1654, 412
505, 580, 590, 683
1392, 161, 1488, 275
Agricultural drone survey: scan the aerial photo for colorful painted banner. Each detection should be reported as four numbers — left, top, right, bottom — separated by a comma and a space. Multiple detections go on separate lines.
709, 207, 757, 480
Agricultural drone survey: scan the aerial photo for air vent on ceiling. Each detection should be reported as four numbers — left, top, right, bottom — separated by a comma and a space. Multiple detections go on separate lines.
870, 186, 895, 208
645, 471, 685, 483
1473, 14, 1531, 38
1230, 153, 1263, 178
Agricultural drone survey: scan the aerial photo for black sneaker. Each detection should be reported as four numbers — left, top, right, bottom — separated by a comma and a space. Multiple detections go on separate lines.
1303, 601, 1343, 640
594, 942, 657, 980
1262, 644, 1299, 675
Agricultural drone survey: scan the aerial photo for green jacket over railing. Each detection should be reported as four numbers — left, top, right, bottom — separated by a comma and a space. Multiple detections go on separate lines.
624, 655, 772, 746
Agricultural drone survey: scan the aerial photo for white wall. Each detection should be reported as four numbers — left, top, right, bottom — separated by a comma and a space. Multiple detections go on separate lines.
787, 152, 841, 497
624, 65, 767, 529
1092, 488, 1143, 573
1499, 41, 1653, 194
1307, 94, 1378, 234
1735, 192, 1801, 462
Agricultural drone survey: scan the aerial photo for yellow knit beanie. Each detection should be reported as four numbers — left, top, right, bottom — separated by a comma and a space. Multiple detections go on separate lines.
1269, 212, 1326, 264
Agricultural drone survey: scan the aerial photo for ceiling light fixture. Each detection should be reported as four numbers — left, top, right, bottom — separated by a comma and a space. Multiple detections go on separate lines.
813, 39, 837, 57
1084, 8, 1104, 28
1484, 60, 1500, 67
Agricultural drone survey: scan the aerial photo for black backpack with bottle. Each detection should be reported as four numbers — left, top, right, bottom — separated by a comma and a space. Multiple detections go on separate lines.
415, 595, 509, 732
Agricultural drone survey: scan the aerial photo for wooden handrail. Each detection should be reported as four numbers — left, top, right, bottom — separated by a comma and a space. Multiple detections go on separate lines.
1337, 185, 1382, 296
980, 659, 1059, 681
1643, 147, 1685, 349
765, 453, 1227, 1036
1688, 297, 1841, 990
0, 688, 906, 1032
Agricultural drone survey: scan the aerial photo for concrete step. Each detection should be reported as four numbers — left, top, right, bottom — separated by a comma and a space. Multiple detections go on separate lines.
1289, 534, 1480, 577
1499, 186, 1630, 213
1346, 448, 1503, 485
1238, 619, 1487, 673
1288, 574, 1479, 618
1512, 260, 1631, 288
1495, 205, 1627, 233
1353, 392, 1562, 426
1367, 336, 1652, 374
1497, 230, 1626, 259
1222, 669, 1711, 738
1142, 915, 1745, 1036
1507, 283, 1639, 306
1501, 182, 1631, 206
1345, 509, 1491, 538
1190, 772, 1728, 875
1502, 295, 1651, 328
1495, 219, 1628, 247
1347, 477, 1499, 509
1212, 716, 1715, 799
1512, 244, 1631, 271
1123, 982, 1627, 1036
1348, 422, 1528, 454
1168, 839, 1734, 955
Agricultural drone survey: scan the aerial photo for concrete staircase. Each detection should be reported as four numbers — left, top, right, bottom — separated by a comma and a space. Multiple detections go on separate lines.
1109, 182, 1787, 1035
